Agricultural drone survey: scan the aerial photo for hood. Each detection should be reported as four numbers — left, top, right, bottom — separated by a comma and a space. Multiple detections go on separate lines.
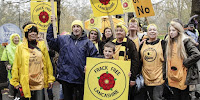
89, 28, 101, 42
71, 30, 87, 40
10, 33, 21, 46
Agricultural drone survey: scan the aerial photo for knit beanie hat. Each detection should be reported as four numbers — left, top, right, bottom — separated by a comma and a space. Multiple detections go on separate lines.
116, 22, 128, 34
170, 21, 184, 33
71, 20, 84, 30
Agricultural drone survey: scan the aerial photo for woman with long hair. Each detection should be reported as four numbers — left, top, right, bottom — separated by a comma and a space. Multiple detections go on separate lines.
88, 28, 101, 53
99, 27, 114, 55
166, 21, 200, 100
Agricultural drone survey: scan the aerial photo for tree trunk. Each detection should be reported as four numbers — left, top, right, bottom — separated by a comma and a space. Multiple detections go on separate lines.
191, 0, 200, 31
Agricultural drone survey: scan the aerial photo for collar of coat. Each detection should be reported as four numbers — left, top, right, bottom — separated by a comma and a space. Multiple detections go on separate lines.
71, 30, 87, 40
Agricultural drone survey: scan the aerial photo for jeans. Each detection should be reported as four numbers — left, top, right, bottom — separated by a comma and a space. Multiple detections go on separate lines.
166, 86, 189, 100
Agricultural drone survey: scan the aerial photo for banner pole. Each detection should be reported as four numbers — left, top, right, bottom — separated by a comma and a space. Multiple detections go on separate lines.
108, 15, 115, 38
50, 0, 57, 38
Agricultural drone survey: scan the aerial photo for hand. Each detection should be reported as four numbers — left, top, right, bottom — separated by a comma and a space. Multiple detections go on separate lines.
128, 72, 132, 77
7, 64, 11, 70
15, 84, 21, 89
130, 81, 136, 87
51, 15, 56, 23
48, 83, 53, 89
195, 42, 199, 46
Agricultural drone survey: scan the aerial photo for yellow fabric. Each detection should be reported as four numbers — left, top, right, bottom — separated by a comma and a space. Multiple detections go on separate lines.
132, 37, 140, 51
141, 40, 165, 86
10, 38, 55, 98
71, 20, 84, 30
112, 38, 128, 61
24, 24, 38, 33
167, 42, 187, 90
116, 23, 128, 34
29, 48, 44, 90
93, 42, 99, 52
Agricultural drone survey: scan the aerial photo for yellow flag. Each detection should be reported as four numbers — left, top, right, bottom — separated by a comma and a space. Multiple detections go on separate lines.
84, 57, 130, 100
133, 0, 155, 18
90, 0, 124, 17
30, 2, 57, 32
122, 0, 135, 12
89, 14, 102, 29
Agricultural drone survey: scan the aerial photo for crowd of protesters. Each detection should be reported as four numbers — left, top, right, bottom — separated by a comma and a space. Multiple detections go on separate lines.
0, 15, 200, 100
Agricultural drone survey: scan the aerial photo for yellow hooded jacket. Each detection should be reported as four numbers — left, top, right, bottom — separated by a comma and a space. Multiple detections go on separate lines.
10, 38, 55, 98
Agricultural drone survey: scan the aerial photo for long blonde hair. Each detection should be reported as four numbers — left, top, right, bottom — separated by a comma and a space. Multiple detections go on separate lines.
166, 21, 187, 60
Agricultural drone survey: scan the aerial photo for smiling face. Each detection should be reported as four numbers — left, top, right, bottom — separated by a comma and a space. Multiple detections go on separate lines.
72, 25, 82, 37
128, 22, 138, 31
103, 47, 114, 59
104, 28, 112, 39
28, 32, 38, 41
115, 27, 126, 40
89, 30, 98, 42
169, 26, 179, 39
13, 36, 19, 45
147, 25, 158, 40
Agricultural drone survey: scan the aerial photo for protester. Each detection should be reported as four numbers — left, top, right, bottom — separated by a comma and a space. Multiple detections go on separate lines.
88, 28, 101, 53
10, 23, 55, 99
0, 44, 7, 100
1, 34, 21, 99
166, 21, 200, 100
99, 27, 114, 55
112, 23, 140, 100
139, 24, 166, 100
185, 24, 199, 47
47, 16, 98, 100
128, 18, 140, 51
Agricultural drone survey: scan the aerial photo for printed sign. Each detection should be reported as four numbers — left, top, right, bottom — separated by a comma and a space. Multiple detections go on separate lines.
122, 0, 135, 12
31, 2, 57, 32
90, 0, 124, 17
132, 0, 155, 18
84, 58, 130, 100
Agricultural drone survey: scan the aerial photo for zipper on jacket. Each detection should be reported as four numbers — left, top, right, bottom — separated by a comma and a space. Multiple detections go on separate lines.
75, 40, 78, 45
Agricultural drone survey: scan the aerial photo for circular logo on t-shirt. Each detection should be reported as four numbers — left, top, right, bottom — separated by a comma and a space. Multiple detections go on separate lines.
87, 62, 127, 99
143, 48, 157, 62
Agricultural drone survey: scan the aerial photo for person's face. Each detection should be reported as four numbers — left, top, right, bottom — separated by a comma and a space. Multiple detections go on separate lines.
103, 47, 114, 59
89, 31, 98, 42
115, 27, 126, 40
28, 32, 38, 41
128, 22, 138, 31
13, 36, 19, 45
72, 25, 82, 36
147, 25, 158, 39
105, 28, 112, 39
169, 26, 179, 39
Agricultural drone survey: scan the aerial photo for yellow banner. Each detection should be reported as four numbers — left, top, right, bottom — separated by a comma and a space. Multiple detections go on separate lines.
122, 0, 135, 12
90, 0, 124, 17
132, 0, 155, 18
84, 57, 130, 100
30, 2, 57, 32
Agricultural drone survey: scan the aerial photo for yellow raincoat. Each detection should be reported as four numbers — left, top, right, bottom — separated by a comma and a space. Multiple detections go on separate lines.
10, 38, 55, 98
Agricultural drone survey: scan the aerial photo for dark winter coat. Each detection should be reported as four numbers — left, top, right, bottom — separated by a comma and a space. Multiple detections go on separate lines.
183, 38, 200, 85
47, 24, 98, 84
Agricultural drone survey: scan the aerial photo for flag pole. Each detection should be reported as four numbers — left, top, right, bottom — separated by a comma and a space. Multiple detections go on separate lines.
50, 0, 57, 38
108, 15, 115, 38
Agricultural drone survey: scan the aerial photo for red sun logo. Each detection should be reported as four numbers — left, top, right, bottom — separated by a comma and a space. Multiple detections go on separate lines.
123, 2, 128, 8
90, 18, 94, 24
98, 71, 116, 90
99, 0, 110, 5
39, 10, 49, 23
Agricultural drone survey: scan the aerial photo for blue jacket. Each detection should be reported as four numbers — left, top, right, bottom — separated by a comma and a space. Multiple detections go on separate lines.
47, 25, 98, 84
